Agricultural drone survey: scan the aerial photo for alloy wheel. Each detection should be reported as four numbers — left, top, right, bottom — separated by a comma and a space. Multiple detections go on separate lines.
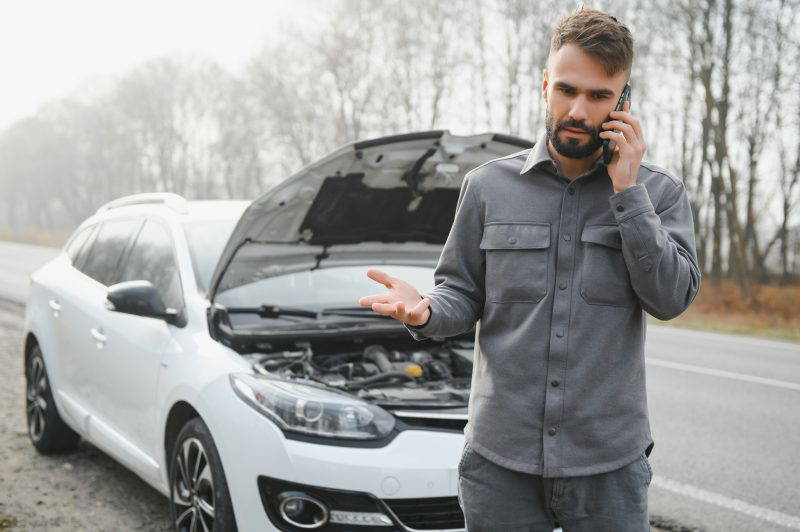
172, 437, 216, 532
26, 354, 48, 442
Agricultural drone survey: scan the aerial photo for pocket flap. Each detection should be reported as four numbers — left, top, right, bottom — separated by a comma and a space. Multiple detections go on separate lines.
480, 223, 550, 250
580, 224, 622, 249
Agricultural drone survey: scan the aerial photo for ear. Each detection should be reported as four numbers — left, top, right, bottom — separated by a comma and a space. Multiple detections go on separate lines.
541, 68, 549, 103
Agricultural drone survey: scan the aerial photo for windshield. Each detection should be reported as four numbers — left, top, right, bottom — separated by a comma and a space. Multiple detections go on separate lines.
215, 264, 437, 310
183, 220, 239, 293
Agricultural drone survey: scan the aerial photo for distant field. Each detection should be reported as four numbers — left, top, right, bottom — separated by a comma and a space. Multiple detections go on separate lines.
0, 228, 70, 248
649, 278, 800, 342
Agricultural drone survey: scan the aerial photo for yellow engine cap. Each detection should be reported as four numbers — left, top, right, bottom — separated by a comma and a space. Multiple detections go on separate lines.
404, 363, 423, 378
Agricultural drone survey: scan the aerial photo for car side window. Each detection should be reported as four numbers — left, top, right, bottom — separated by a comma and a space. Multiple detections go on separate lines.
118, 220, 184, 311
65, 224, 95, 264
78, 219, 142, 286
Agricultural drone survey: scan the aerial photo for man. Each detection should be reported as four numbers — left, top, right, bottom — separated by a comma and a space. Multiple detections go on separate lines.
358, 7, 700, 532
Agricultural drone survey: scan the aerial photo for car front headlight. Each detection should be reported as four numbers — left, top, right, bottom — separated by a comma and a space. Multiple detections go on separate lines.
230, 373, 396, 440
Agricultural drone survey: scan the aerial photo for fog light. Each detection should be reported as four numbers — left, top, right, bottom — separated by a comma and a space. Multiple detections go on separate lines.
278, 492, 329, 528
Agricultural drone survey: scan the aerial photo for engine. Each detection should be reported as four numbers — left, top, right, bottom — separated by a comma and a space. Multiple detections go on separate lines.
242, 341, 473, 408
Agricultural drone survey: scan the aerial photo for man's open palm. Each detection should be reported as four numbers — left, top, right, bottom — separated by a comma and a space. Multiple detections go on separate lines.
358, 268, 431, 326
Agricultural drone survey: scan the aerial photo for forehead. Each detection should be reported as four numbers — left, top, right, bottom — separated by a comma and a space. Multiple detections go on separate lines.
547, 43, 627, 92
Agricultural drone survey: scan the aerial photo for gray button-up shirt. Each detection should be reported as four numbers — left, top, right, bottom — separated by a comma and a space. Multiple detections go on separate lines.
405, 131, 701, 478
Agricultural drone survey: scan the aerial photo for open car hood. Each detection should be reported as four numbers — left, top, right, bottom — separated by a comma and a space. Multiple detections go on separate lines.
208, 130, 533, 299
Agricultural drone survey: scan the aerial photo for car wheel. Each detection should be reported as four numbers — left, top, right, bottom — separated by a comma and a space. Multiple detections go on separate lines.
169, 417, 237, 532
25, 344, 80, 452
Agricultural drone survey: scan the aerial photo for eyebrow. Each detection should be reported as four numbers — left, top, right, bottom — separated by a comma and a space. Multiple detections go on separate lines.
553, 81, 615, 97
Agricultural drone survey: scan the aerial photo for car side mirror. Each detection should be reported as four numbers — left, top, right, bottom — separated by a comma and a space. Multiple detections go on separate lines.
106, 280, 182, 325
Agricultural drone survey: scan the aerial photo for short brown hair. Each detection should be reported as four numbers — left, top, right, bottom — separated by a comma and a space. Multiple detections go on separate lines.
550, 7, 634, 77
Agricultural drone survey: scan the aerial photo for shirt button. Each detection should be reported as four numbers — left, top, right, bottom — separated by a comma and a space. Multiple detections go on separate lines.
548, 427, 557, 436
508, 236, 517, 244
616, 204, 625, 212
563, 234, 571, 241
567, 187, 575, 195
558, 282, 567, 290
551, 380, 560, 387
555, 328, 564, 338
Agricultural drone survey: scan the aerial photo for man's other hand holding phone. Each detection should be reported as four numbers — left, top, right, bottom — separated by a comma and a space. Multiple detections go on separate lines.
600, 99, 647, 194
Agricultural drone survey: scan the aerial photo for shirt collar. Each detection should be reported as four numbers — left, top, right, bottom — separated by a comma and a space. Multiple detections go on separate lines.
519, 131, 605, 179
519, 131, 555, 175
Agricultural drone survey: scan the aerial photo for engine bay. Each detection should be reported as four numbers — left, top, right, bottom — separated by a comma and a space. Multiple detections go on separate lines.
241, 339, 473, 409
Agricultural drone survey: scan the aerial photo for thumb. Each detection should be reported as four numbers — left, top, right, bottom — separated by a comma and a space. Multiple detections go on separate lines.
409, 297, 431, 324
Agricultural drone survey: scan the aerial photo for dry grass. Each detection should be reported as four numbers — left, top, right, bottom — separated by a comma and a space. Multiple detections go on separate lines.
0, 228, 70, 248
649, 278, 800, 342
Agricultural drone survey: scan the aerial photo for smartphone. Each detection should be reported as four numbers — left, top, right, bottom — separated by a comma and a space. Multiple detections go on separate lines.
602, 82, 632, 165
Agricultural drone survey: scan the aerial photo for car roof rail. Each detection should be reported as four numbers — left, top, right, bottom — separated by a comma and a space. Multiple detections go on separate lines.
95, 193, 189, 215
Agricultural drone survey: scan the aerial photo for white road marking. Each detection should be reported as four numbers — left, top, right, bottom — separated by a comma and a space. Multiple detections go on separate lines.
647, 358, 800, 392
652, 475, 800, 530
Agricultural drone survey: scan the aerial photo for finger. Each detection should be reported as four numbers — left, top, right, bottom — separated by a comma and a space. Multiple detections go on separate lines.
599, 130, 627, 145
395, 301, 406, 320
601, 120, 636, 143
358, 294, 390, 306
629, 115, 644, 146
610, 106, 644, 143
408, 297, 430, 321
366, 268, 393, 289
372, 302, 399, 317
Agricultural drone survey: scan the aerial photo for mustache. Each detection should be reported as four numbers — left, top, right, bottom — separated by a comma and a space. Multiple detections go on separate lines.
556, 119, 598, 135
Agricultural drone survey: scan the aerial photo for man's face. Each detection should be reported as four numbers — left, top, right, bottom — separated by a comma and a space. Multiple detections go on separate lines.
542, 43, 629, 159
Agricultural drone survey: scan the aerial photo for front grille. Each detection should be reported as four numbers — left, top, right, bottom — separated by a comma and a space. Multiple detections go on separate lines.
398, 416, 467, 431
390, 407, 468, 433
383, 496, 465, 530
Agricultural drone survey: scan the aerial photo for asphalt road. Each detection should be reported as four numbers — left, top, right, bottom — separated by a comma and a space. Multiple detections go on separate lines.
1, 240, 798, 531
0, 241, 59, 304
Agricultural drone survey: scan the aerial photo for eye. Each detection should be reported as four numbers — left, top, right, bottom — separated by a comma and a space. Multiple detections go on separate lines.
559, 87, 574, 94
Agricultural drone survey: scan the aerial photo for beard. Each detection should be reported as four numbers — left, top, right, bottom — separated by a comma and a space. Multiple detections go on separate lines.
545, 106, 604, 159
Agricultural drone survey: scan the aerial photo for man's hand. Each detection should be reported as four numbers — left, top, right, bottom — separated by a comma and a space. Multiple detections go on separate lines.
600, 100, 646, 194
357, 268, 431, 326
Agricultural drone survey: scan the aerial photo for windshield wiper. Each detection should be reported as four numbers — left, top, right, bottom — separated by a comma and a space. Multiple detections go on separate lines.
223, 304, 394, 320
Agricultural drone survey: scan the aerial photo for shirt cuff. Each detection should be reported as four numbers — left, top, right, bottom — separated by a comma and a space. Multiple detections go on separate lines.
609, 184, 654, 222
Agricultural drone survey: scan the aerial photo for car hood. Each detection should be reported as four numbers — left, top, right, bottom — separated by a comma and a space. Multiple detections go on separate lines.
208, 130, 533, 299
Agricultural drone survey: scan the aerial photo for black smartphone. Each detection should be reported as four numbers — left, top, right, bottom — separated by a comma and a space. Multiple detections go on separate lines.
602, 82, 632, 164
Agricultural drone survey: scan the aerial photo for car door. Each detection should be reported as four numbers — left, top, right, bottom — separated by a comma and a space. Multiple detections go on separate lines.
39, 223, 97, 405
58, 218, 142, 420
91, 218, 184, 464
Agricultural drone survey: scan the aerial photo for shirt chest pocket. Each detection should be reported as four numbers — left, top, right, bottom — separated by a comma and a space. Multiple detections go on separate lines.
480, 222, 551, 303
579, 224, 637, 308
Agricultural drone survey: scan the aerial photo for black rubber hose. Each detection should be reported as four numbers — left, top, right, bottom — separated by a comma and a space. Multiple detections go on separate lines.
363, 345, 394, 373
344, 371, 414, 389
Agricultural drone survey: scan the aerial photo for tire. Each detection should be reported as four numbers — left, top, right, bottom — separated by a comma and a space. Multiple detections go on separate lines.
25, 344, 80, 453
169, 417, 238, 532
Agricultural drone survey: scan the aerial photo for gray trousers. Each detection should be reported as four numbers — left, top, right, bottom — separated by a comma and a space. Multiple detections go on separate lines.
457, 442, 653, 532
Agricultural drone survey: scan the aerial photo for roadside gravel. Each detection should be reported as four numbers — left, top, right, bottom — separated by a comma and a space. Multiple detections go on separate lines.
0, 300, 171, 531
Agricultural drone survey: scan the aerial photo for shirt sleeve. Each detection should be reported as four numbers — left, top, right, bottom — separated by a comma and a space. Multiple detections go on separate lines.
609, 181, 702, 320
404, 173, 485, 340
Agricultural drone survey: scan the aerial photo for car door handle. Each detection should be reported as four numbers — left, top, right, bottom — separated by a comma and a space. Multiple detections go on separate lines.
48, 299, 61, 317
90, 327, 107, 348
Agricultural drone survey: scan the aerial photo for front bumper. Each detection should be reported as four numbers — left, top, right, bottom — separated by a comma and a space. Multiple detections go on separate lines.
258, 474, 464, 531
202, 376, 467, 531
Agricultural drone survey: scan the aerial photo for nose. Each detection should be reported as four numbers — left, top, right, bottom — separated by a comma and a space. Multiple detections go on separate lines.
568, 96, 590, 123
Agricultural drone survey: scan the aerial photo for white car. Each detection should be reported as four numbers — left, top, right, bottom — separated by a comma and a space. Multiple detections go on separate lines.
23, 131, 533, 531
